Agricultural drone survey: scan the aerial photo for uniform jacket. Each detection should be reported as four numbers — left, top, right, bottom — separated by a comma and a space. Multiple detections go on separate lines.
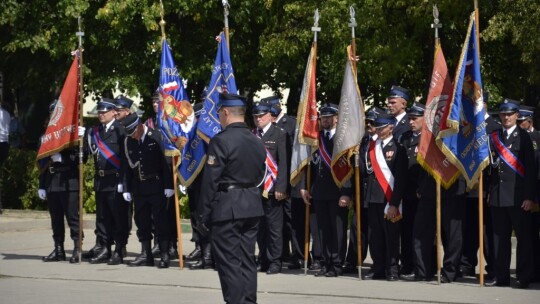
259, 123, 288, 194
38, 148, 80, 192
84, 120, 126, 192
393, 113, 410, 140
123, 127, 173, 196
399, 130, 422, 201
364, 137, 408, 207
199, 122, 266, 223
487, 127, 536, 207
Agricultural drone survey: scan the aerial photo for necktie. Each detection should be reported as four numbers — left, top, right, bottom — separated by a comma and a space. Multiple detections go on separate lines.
258, 129, 263, 138
325, 131, 330, 142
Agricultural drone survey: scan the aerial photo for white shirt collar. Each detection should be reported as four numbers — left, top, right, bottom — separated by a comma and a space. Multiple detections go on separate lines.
324, 128, 336, 139
503, 125, 516, 138
380, 136, 393, 148
104, 119, 115, 131
259, 122, 272, 136
395, 112, 406, 124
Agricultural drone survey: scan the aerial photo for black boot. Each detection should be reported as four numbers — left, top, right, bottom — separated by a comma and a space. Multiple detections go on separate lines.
169, 241, 179, 260
186, 243, 201, 260
129, 241, 154, 267
42, 243, 66, 262
151, 241, 160, 258
82, 240, 103, 260
107, 245, 124, 265
190, 242, 214, 270
157, 241, 170, 269
90, 245, 111, 264
69, 243, 80, 264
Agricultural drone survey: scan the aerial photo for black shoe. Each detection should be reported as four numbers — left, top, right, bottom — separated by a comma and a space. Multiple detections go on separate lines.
186, 245, 201, 260
258, 264, 269, 272
82, 243, 102, 260
89, 247, 110, 264
460, 267, 476, 277
515, 280, 529, 289
287, 259, 303, 270
151, 242, 160, 258
362, 271, 385, 280
342, 263, 357, 274
314, 266, 328, 277
107, 252, 123, 265
122, 245, 127, 258
325, 267, 342, 277
309, 260, 322, 271
387, 275, 399, 281
157, 241, 170, 269
189, 259, 214, 270
485, 279, 510, 287
266, 264, 281, 275
400, 273, 416, 281
128, 254, 154, 267
42, 245, 66, 262
69, 248, 80, 264
440, 275, 451, 283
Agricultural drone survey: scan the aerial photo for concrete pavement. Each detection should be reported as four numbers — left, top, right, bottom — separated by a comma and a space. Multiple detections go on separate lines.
0, 210, 538, 304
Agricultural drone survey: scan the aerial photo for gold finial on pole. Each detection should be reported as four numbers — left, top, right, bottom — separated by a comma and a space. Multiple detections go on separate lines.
159, 0, 166, 41
222, 0, 230, 49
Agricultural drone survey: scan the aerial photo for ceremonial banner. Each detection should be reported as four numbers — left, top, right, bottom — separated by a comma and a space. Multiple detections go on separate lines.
417, 44, 460, 189
157, 39, 194, 157
37, 54, 79, 161
331, 45, 365, 187
436, 13, 489, 189
178, 122, 207, 186
197, 32, 237, 142
290, 41, 319, 186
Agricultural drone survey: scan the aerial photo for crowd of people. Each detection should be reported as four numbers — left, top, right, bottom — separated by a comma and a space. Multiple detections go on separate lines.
36, 87, 540, 303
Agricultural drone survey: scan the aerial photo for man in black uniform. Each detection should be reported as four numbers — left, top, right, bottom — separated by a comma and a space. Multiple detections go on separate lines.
82, 98, 129, 265
252, 101, 288, 274
386, 86, 410, 139
301, 103, 351, 277
38, 101, 82, 263
397, 102, 424, 277
196, 93, 266, 304
486, 98, 535, 288
114, 95, 134, 121
120, 113, 174, 268
362, 112, 408, 281
517, 104, 540, 282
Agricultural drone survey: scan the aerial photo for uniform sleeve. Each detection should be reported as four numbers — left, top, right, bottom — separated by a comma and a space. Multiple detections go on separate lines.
121, 137, 133, 192
390, 145, 408, 207
197, 136, 227, 223
521, 132, 536, 201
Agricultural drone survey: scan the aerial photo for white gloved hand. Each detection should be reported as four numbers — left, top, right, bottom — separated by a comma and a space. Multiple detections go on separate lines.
117, 184, 124, 193
164, 189, 175, 198
178, 185, 187, 195
50, 153, 62, 163
123, 192, 132, 202
38, 189, 47, 200
78, 126, 86, 137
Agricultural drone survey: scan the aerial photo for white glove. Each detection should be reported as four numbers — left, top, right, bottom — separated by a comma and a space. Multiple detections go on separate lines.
51, 153, 62, 163
38, 189, 47, 200
178, 185, 187, 195
123, 192, 132, 202
78, 126, 86, 137
117, 184, 124, 193
164, 189, 175, 198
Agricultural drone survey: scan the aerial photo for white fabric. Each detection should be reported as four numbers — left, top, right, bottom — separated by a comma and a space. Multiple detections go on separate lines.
78, 126, 86, 137
0, 107, 11, 142
122, 192, 132, 202
50, 153, 63, 163
503, 125, 516, 139
178, 185, 187, 195
374, 139, 402, 215
117, 184, 123, 193
38, 189, 47, 200
394, 111, 406, 125
164, 189, 175, 198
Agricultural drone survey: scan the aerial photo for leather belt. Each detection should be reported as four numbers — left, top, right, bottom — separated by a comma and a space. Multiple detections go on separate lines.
97, 169, 119, 177
49, 166, 72, 174
218, 183, 256, 192
138, 173, 159, 181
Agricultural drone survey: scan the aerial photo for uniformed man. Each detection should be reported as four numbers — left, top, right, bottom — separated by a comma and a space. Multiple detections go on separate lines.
485, 98, 535, 289
301, 103, 350, 277
253, 101, 288, 274
82, 98, 129, 265
144, 91, 159, 129
120, 113, 174, 268
386, 86, 411, 139
38, 101, 82, 263
362, 112, 408, 281
196, 93, 266, 304
517, 104, 540, 282
398, 102, 424, 277
114, 95, 134, 121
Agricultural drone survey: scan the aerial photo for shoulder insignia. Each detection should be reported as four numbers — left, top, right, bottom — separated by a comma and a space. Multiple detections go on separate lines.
110, 125, 115, 131
207, 155, 216, 165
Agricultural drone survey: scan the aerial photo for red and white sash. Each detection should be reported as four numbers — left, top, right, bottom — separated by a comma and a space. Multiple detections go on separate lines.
263, 148, 278, 198
490, 131, 525, 177
369, 140, 402, 221
318, 133, 332, 169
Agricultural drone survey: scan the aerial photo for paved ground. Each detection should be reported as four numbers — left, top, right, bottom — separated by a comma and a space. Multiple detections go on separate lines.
0, 210, 538, 304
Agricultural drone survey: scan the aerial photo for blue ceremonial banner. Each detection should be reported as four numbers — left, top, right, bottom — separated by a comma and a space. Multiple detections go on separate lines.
436, 13, 489, 189
157, 39, 195, 157
197, 32, 238, 142
178, 122, 207, 186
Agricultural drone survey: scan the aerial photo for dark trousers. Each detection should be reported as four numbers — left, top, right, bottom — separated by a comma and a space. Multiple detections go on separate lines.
368, 203, 400, 277
282, 198, 293, 258
309, 201, 322, 261
212, 217, 259, 304
490, 206, 534, 283
413, 196, 464, 281
532, 211, 540, 280
187, 187, 201, 244
400, 197, 418, 274
258, 196, 283, 267
134, 193, 169, 242
345, 206, 369, 266
165, 197, 178, 242
314, 199, 348, 269
0, 142, 8, 210
47, 191, 80, 244
290, 197, 306, 260
95, 191, 130, 246
460, 197, 495, 276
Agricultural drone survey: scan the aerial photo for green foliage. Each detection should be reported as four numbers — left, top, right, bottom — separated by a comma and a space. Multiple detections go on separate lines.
2, 148, 42, 210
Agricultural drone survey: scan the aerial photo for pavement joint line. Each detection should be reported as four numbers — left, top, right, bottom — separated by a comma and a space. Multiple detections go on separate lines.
0, 274, 481, 304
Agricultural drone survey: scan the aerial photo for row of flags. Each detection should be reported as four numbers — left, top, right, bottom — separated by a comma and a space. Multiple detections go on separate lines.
36, 12, 489, 193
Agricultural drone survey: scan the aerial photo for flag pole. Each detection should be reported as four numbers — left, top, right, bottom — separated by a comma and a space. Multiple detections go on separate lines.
348, 6, 362, 280
76, 16, 85, 264
436, 178, 442, 284
303, 9, 320, 276
159, 0, 183, 270
222, 0, 230, 49
474, 0, 484, 287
